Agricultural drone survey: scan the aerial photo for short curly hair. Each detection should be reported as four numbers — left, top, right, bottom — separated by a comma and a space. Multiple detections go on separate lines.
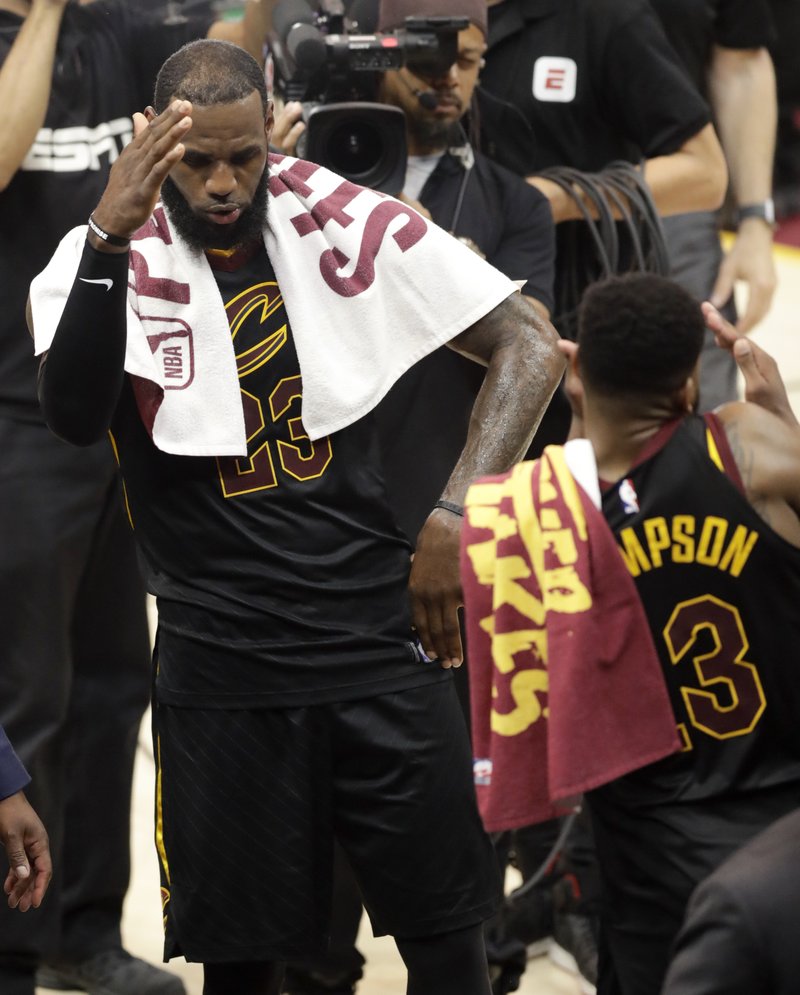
577, 274, 705, 399
154, 39, 269, 114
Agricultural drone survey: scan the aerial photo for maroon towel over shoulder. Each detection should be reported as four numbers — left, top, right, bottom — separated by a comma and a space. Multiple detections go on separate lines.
461, 450, 680, 832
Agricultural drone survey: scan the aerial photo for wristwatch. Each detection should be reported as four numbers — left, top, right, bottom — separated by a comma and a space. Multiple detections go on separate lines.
736, 198, 776, 227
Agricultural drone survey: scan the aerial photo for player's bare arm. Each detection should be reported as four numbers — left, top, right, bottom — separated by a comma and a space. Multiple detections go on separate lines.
715, 401, 800, 548
409, 293, 563, 668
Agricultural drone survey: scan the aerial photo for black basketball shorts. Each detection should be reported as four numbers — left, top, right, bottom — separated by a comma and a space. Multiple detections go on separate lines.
153, 678, 500, 963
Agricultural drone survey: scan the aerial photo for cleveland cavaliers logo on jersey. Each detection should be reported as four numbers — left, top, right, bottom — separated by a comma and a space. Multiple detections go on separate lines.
144, 318, 194, 390
618, 478, 640, 514
532, 57, 578, 103
226, 282, 287, 374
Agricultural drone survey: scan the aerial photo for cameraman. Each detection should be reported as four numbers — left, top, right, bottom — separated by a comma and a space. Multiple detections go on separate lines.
271, 2, 556, 993
272, 0, 555, 633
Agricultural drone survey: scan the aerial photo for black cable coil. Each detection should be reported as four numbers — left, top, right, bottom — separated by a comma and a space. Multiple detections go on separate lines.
541, 161, 670, 339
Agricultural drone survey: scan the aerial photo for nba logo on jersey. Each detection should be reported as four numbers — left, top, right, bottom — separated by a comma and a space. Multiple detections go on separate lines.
144, 319, 195, 390
532, 57, 578, 102
473, 758, 493, 786
618, 478, 639, 514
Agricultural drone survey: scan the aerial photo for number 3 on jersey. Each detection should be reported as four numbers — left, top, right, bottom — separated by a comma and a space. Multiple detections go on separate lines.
216, 376, 332, 497
663, 594, 766, 749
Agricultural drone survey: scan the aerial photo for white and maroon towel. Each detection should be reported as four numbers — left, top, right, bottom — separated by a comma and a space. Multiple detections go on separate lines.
30, 154, 517, 457
461, 443, 681, 832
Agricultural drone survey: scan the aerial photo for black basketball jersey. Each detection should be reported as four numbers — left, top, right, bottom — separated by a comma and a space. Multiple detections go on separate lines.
598, 413, 800, 807
587, 412, 800, 990
110, 244, 446, 707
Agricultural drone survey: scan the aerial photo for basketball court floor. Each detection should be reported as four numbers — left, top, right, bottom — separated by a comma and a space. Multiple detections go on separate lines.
34, 239, 800, 995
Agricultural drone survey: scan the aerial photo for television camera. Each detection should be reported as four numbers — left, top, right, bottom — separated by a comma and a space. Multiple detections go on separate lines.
269, 0, 467, 192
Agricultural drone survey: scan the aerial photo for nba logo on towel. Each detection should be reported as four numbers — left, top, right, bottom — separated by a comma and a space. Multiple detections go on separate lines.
144, 318, 195, 390
619, 478, 639, 515
473, 758, 493, 786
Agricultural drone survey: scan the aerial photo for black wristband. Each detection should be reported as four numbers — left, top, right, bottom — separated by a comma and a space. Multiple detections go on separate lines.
434, 499, 464, 517
736, 199, 775, 228
87, 214, 130, 247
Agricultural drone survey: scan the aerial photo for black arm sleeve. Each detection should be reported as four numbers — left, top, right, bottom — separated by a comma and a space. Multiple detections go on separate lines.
38, 240, 130, 446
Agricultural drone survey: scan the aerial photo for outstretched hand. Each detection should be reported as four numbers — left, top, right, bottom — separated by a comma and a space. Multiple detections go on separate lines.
91, 100, 193, 243
1, 791, 51, 913
408, 510, 464, 669
702, 301, 798, 427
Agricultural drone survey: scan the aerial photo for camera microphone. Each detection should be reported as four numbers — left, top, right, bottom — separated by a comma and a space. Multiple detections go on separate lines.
288, 23, 328, 72
273, 0, 327, 72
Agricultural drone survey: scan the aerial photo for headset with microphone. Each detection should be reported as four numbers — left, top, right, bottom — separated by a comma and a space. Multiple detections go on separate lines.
396, 70, 441, 111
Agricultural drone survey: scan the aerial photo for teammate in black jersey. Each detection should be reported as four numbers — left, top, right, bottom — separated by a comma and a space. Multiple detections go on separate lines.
31, 39, 564, 995
558, 273, 800, 995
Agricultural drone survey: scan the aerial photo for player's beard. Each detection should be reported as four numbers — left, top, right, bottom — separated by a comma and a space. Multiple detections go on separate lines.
160, 169, 269, 252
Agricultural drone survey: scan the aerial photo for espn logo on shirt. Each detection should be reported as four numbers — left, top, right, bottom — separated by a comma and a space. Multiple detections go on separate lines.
532, 57, 578, 103
21, 118, 132, 173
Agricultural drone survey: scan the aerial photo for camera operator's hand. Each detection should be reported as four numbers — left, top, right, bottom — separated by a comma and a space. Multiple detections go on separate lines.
89, 100, 193, 250
271, 101, 306, 156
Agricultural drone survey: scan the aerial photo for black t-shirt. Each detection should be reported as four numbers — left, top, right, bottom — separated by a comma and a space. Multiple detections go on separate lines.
110, 245, 447, 707
376, 149, 555, 543
0, 1, 213, 417
650, 0, 777, 96
477, 0, 711, 177
414, 150, 555, 308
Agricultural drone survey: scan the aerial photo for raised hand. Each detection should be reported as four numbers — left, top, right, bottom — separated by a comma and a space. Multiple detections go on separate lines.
90, 100, 194, 244
702, 301, 797, 426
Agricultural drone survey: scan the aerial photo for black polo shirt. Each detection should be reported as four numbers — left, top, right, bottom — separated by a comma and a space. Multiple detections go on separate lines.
477, 0, 711, 177
376, 148, 555, 543
650, 0, 776, 97
417, 150, 555, 308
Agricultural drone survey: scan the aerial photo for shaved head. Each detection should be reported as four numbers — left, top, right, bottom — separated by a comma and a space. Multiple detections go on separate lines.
154, 39, 269, 114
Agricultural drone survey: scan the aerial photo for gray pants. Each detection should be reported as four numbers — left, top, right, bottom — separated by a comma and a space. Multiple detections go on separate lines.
662, 211, 738, 411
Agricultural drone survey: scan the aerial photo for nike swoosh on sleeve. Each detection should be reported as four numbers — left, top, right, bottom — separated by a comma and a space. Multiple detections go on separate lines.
79, 277, 113, 291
